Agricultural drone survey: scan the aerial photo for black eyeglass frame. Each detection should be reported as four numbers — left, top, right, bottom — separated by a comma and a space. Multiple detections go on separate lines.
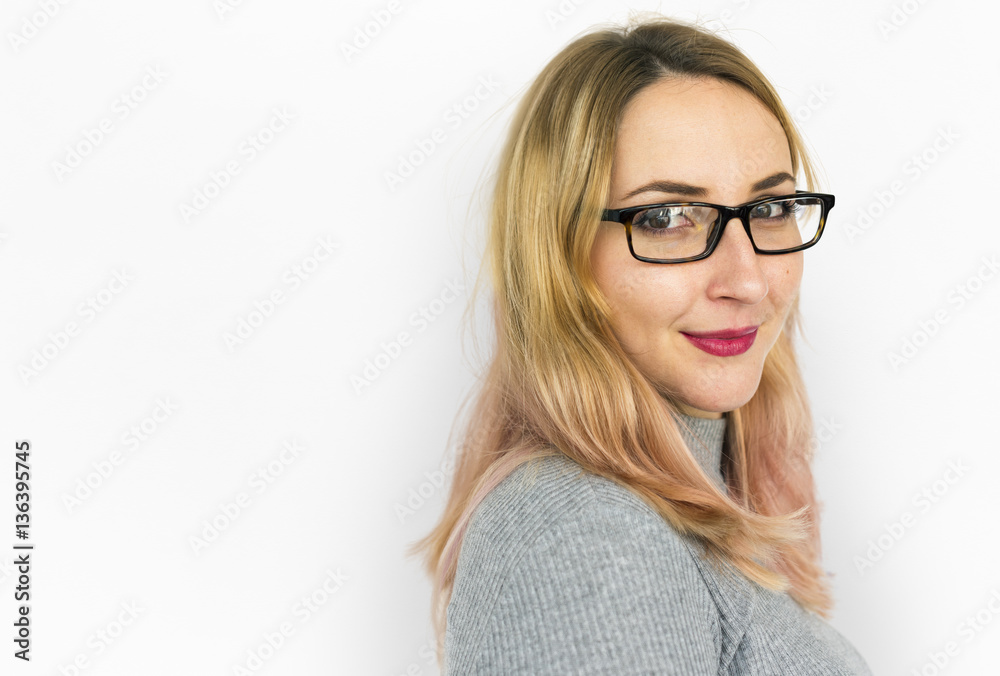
600, 190, 836, 264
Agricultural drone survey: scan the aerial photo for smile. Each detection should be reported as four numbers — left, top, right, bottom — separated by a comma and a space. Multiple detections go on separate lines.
680, 326, 758, 357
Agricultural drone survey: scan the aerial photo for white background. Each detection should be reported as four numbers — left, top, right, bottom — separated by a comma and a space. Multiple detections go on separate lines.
0, 0, 998, 674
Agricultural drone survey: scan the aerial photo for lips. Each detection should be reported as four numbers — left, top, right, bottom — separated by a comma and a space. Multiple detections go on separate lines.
680, 326, 758, 340
680, 326, 758, 357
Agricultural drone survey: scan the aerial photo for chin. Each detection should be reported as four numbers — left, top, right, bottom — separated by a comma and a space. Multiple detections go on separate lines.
686, 395, 750, 415
674, 370, 763, 414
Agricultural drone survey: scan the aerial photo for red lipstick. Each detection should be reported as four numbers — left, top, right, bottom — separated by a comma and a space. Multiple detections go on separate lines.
680, 326, 758, 357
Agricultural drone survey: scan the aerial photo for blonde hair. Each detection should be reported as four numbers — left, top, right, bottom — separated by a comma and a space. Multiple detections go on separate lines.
408, 15, 832, 665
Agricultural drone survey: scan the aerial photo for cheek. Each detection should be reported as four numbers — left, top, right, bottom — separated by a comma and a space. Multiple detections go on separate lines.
767, 254, 803, 306
590, 226, 629, 303
591, 230, 691, 346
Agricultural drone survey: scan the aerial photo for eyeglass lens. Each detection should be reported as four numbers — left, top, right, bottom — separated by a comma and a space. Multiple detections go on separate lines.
629, 196, 823, 261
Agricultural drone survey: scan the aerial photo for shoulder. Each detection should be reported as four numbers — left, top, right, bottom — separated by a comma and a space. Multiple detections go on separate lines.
445, 453, 722, 675
456, 452, 698, 569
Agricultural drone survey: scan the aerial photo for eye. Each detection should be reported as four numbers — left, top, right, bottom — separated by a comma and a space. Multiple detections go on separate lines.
634, 206, 694, 231
751, 200, 799, 220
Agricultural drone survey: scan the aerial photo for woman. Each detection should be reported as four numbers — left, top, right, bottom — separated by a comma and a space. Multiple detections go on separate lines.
410, 15, 872, 675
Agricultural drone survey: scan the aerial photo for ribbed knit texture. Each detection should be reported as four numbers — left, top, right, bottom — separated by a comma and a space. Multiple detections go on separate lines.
443, 413, 873, 674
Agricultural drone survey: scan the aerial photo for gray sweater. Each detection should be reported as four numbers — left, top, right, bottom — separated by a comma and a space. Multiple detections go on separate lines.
444, 413, 873, 674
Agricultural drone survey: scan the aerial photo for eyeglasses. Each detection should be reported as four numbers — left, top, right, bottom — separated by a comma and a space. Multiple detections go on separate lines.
601, 190, 835, 264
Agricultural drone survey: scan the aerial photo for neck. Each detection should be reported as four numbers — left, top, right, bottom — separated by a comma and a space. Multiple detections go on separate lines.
674, 400, 724, 420
674, 410, 728, 491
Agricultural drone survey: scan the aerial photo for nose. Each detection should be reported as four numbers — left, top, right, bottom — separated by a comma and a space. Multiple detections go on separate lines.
705, 216, 769, 304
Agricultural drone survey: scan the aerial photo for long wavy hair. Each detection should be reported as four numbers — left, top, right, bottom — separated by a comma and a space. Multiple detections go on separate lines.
408, 14, 832, 665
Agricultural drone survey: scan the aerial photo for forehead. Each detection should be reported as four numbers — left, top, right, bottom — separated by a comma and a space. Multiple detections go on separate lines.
611, 77, 792, 198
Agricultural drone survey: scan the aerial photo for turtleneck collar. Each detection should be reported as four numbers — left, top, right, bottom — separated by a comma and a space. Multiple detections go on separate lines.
674, 411, 728, 492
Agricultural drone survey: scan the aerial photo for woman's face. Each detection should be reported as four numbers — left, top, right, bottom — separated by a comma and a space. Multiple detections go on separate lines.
591, 77, 802, 418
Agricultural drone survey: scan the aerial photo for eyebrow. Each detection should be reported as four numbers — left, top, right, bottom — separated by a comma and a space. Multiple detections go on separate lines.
621, 171, 796, 201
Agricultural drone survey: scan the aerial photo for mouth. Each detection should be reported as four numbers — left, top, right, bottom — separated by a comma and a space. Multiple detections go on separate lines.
680, 326, 758, 357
